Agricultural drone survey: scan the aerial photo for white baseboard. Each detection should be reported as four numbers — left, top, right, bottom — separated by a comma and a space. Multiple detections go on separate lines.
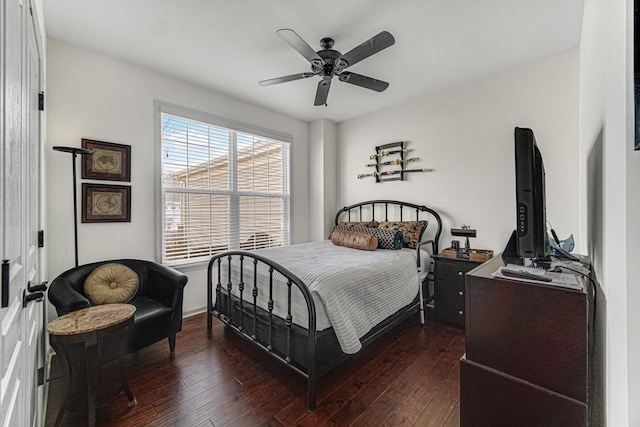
183, 306, 207, 318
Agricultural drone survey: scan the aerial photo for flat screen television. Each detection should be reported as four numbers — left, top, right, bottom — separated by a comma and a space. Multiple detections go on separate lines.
514, 127, 550, 263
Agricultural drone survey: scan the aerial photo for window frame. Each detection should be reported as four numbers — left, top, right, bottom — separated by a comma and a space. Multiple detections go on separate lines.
154, 100, 293, 268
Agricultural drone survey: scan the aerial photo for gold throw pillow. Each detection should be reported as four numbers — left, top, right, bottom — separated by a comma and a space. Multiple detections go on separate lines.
84, 263, 139, 305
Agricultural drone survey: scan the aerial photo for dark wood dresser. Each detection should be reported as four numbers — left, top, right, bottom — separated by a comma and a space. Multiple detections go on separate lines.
460, 255, 595, 427
433, 256, 482, 327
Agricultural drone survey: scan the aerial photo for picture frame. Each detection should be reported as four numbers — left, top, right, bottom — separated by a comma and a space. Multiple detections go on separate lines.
82, 183, 131, 223
81, 139, 131, 181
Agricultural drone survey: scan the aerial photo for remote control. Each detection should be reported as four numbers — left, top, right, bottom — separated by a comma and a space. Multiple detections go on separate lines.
500, 268, 553, 282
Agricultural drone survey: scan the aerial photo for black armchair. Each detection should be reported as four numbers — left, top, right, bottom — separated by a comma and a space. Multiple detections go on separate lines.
48, 259, 188, 355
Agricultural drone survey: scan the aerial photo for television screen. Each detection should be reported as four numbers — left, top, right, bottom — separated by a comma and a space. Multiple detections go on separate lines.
514, 127, 550, 262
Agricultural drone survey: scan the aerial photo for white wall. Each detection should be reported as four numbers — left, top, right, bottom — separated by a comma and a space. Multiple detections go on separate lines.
45, 39, 310, 316
579, 0, 639, 425
337, 49, 579, 256
309, 119, 337, 241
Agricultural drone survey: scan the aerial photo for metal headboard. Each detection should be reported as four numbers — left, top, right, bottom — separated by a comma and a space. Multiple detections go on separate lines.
334, 199, 442, 255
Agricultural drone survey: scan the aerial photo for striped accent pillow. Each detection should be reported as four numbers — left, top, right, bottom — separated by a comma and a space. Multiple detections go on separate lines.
330, 229, 378, 251
333, 225, 403, 250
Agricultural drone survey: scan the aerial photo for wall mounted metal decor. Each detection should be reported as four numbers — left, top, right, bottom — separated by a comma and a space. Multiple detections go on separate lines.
81, 139, 131, 181
82, 183, 131, 223
358, 141, 431, 182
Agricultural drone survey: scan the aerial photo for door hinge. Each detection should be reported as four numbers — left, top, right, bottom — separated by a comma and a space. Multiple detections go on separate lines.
38, 230, 44, 248
37, 368, 44, 386
1, 260, 9, 308
38, 92, 44, 111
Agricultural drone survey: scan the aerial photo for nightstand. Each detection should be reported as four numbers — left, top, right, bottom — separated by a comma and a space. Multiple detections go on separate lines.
433, 255, 483, 327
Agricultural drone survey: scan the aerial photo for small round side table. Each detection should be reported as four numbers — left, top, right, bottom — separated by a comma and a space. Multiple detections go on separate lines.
48, 303, 137, 427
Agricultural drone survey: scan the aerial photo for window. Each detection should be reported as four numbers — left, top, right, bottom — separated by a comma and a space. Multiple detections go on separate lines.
157, 102, 291, 266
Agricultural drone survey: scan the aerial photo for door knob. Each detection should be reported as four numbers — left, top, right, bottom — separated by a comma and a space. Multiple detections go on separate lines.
28, 281, 48, 293
23, 289, 44, 307
23, 281, 47, 307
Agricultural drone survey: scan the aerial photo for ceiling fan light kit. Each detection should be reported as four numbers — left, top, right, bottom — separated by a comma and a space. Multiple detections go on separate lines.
259, 29, 395, 106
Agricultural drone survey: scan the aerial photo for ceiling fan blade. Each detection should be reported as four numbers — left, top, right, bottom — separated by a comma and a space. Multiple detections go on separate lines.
259, 72, 315, 86
277, 29, 325, 66
338, 72, 389, 92
314, 78, 332, 106
336, 31, 395, 71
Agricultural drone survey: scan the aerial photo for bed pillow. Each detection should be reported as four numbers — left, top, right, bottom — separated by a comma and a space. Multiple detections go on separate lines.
330, 229, 378, 251
334, 225, 403, 250
338, 220, 379, 229
378, 220, 428, 249
84, 263, 139, 305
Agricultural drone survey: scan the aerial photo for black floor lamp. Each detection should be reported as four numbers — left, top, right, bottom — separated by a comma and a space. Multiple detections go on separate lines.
53, 146, 93, 267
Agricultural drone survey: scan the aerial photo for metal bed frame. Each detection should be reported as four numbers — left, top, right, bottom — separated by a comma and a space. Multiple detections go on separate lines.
206, 200, 442, 409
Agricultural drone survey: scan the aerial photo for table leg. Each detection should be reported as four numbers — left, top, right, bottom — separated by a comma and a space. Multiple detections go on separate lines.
119, 324, 136, 407
85, 343, 100, 427
50, 337, 70, 427
119, 352, 137, 407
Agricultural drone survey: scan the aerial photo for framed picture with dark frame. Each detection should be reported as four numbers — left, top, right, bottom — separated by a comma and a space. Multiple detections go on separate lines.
82, 183, 131, 223
81, 139, 131, 181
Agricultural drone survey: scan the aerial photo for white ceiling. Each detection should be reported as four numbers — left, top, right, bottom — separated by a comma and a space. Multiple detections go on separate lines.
43, 0, 585, 123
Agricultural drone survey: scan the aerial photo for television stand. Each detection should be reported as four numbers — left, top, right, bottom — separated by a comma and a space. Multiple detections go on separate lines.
460, 255, 595, 426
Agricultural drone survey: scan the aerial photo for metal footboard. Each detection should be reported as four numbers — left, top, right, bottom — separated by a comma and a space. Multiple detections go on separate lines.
206, 251, 319, 409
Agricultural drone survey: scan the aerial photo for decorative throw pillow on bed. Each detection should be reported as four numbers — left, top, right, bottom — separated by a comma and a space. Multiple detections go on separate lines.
338, 220, 379, 229
378, 220, 428, 249
84, 263, 139, 305
333, 225, 403, 250
330, 229, 378, 251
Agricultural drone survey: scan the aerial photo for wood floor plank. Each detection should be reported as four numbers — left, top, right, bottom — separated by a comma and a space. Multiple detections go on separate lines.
101, 402, 160, 427
412, 360, 461, 427
387, 325, 456, 396
351, 386, 405, 427
45, 313, 465, 427
383, 328, 463, 427
290, 319, 421, 426
323, 322, 436, 426
443, 401, 461, 427
273, 322, 414, 426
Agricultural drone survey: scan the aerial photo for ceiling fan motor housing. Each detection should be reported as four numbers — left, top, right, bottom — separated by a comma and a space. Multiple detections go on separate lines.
316, 45, 342, 77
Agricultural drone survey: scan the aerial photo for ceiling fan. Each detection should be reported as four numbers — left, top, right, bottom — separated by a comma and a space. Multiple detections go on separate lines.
259, 29, 395, 106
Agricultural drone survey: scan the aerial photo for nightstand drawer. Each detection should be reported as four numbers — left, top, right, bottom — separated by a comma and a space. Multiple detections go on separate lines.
435, 259, 478, 284
435, 279, 464, 301
434, 255, 484, 328
435, 299, 465, 326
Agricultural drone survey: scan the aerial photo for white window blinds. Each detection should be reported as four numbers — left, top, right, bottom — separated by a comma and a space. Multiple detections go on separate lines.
160, 110, 291, 265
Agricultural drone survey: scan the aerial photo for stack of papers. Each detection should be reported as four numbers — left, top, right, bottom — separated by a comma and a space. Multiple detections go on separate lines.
492, 263, 583, 291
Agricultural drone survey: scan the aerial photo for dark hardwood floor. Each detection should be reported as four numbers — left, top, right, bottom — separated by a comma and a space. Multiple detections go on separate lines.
45, 312, 465, 426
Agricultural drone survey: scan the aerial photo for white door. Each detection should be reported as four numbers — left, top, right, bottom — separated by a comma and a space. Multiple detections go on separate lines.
0, 0, 45, 425
23, 2, 45, 426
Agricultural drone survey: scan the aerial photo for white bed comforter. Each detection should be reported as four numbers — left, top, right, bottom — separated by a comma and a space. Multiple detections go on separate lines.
222, 240, 429, 354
